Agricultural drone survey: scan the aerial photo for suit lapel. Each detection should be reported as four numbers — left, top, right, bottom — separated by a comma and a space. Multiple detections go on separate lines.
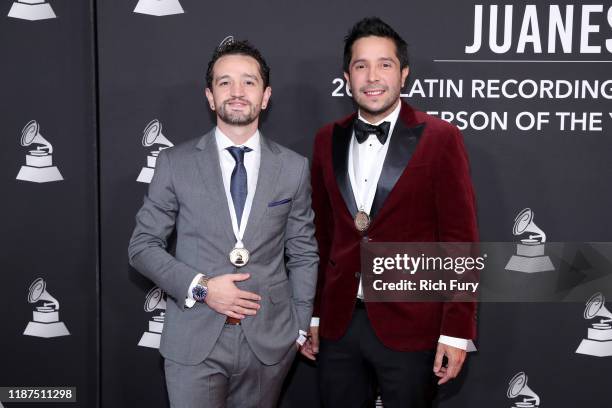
332, 121, 359, 218
370, 114, 425, 219
195, 130, 235, 244
242, 133, 281, 246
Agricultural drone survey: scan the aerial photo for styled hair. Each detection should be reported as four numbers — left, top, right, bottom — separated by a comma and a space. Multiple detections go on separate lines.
206, 39, 270, 89
343, 17, 409, 72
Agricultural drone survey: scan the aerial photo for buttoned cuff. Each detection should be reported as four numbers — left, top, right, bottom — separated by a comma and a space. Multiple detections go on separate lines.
296, 330, 308, 346
185, 273, 204, 308
438, 335, 468, 350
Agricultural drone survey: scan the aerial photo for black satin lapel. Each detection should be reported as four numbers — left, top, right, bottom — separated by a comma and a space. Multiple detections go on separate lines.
370, 121, 426, 218
332, 123, 358, 218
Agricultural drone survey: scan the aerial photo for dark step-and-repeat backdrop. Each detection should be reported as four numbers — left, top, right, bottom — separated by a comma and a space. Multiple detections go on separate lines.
1, 1, 612, 407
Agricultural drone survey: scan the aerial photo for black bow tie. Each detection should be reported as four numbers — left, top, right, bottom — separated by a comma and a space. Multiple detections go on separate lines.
354, 119, 391, 145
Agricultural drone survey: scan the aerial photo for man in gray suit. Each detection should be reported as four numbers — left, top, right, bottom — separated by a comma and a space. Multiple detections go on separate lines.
128, 39, 318, 408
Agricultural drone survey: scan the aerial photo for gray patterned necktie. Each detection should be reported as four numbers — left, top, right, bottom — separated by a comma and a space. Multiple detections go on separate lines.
226, 146, 252, 227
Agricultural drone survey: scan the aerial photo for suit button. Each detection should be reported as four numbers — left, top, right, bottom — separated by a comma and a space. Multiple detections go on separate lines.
355, 272, 361, 279
361, 235, 369, 242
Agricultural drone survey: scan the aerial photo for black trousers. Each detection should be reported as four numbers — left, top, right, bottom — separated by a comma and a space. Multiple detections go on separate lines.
318, 304, 436, 408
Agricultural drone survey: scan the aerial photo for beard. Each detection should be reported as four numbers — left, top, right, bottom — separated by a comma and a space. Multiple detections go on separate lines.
353, 84, 400, 119
217, 98, 260, 126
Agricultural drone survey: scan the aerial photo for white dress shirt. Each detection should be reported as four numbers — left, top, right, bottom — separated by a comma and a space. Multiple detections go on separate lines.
185, 128, 260, 307
350, 102, 401, 299
311, 102, 469, 350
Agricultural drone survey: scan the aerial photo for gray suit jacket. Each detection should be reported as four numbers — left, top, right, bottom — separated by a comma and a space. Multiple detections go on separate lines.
128, 129, 318, 365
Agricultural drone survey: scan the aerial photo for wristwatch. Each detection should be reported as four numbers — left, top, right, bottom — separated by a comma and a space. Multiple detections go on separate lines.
191, 275, 210, 303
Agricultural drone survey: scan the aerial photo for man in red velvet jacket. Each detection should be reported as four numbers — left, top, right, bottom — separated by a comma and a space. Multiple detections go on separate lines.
300, 17, 478, 408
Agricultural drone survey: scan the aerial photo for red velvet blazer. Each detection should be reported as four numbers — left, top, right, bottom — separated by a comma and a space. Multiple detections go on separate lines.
311, 101, 478, 351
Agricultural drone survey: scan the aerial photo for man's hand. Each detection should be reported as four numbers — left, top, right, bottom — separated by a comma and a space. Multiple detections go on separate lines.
299, 325, 320, 360
433, 342, 466, 385
204, 273, 261, 319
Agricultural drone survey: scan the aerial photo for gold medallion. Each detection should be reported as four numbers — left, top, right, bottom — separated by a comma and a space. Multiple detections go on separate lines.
229, 247, 250, 267
354, 211, 370, 232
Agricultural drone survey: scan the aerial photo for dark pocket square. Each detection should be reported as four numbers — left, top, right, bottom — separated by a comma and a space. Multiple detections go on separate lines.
268, 198, 292, 207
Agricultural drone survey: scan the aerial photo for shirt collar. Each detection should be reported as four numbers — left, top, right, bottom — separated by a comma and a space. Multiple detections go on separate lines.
215, 127, 260, 152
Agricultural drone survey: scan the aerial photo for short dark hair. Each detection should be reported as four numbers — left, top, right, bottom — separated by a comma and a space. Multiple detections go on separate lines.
206, 39, 270, 89
343, 17, 409, 72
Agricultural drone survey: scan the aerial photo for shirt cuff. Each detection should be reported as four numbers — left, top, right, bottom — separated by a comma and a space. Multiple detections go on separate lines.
310, 317, 320, 327
438, 335, 468, 350
296, 330, 308, 346
185, 273, 204, 308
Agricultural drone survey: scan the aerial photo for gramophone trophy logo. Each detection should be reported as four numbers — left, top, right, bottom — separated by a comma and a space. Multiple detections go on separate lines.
505, 208, 554, 273
507, 372, 540, 408
16, 120, 63, 183
138, 286, 166, 349
136, 119, 173, 184
218, 35, 234, 48
23, 278, 70, 338
133, 0, 183, 16
575, 292, 612, 357
7, 0, 56, 21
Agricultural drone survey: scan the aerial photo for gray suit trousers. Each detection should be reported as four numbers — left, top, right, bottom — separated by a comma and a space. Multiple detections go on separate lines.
164, 323, 297, 408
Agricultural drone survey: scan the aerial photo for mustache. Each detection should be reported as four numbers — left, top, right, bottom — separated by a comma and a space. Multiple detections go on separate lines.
223, 98, 251, 105
359, 85, 388, 92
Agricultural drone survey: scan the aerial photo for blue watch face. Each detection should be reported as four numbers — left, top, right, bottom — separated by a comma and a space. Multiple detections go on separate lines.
192, 285, 207, 302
